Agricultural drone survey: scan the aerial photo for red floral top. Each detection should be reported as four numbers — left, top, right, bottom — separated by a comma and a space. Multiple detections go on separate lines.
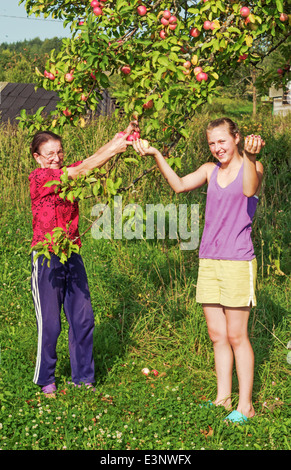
29, 162, 82, 250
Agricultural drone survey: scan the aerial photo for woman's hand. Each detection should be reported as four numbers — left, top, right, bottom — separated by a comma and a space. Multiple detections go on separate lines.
124, 120, 140, 136
108, 120, 141, 154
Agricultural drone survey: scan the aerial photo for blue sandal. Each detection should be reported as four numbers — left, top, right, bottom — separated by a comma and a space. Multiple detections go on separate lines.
199, 400, 214, 409
224, 410, 248, 424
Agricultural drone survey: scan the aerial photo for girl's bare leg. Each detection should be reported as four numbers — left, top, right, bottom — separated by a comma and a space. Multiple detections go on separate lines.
225, 306, 255, 418
203, 304, 233, 410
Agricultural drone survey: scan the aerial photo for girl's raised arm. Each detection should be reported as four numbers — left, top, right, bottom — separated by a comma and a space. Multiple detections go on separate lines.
243, 135, 264, 197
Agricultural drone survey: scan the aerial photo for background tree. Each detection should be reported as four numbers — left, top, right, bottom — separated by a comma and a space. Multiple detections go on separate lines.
0, 37, 63, 82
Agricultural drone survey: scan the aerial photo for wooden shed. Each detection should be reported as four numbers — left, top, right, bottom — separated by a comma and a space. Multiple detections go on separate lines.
269, 82, 291, 116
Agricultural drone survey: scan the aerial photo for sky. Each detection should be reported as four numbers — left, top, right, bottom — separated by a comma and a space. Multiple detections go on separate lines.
0, 0, 71, 44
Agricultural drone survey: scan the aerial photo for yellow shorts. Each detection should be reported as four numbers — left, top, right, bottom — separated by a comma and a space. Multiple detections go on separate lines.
196, 258, 257, 308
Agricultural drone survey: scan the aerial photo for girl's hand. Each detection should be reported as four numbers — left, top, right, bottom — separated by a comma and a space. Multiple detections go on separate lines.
132, 139, 157, 157
244, 135, 265, 157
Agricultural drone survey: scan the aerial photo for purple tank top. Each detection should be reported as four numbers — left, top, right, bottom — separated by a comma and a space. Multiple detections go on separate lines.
199, 163, 258, 261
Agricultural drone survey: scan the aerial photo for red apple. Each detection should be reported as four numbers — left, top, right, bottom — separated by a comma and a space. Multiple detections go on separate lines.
65, 73, 74, 82
190, 27, 200, 37
240, 7, 250, 17
279, 13, 288, 22
183, 61, 191, 69
160, 30, 167, 39
44, 71, 54, 80
194, 66, 203, 75
126, 132, 140, 141
121, 65, 131, 74
161, 17, 169, 26
91, 0, 99, 6
169, 15, 177, 24
81, 94, 88, 101
137, 5, 147, 16
239, 53, 248, 61
169, 24, 177, 30
142, 368, 150, 376
196, 72, 208, 82
163, 10, 171, 19
63, 108, 72, 117
143, 99, 154, 109
203, 20, 212, 30
277, 68, 283, 75
93, 6, 102, 16
152, 369, 159, 376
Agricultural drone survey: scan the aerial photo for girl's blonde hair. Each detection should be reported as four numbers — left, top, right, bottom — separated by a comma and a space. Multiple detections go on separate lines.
206, 117, 243, 155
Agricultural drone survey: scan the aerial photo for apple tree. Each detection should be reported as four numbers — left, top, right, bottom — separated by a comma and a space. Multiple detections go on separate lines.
19, 0, 290, 138
19, 0, 290, 262
21, 0, 291, 136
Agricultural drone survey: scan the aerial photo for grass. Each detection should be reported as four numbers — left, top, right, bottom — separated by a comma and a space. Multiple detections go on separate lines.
0, 104, 290, 451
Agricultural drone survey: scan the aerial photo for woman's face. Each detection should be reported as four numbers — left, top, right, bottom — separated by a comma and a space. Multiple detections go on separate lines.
34, 139, 64, 169
207, 124, 240, 165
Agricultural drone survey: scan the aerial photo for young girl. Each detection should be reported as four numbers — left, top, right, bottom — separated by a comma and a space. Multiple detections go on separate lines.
133, 117, 264, 423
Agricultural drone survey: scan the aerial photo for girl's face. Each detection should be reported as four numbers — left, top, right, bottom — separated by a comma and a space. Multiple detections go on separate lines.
207, 124, 240, 165
34, 139, 64, 170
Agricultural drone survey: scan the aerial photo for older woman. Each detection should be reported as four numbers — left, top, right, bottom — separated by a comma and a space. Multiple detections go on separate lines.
29, 121, 138, 396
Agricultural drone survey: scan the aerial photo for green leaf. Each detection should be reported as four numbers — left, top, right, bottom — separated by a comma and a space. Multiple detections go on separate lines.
158, 56, 169, 67
106, 178, 117, 195
44, 180, 60, 187
151, 51, 160, 66
124, 157, 139, 164
92, 180, 101, 196
275, 0, 283, 13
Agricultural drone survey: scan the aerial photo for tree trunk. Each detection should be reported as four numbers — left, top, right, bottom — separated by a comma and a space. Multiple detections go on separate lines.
252, 68, 257, 118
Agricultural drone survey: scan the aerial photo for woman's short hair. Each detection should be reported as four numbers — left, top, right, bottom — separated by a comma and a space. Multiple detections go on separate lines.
30, 130, 63, 156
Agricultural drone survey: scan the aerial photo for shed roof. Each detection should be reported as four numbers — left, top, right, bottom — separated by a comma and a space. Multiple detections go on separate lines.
0, 82, 118, 123
0, 82, 60, 123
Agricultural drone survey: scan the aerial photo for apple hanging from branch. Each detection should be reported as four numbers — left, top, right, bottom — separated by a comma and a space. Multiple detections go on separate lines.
240, 7, 250, 18
137, 5, 147, 16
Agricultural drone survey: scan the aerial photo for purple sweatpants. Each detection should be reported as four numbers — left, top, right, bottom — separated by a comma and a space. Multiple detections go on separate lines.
31, 251, 95, 386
